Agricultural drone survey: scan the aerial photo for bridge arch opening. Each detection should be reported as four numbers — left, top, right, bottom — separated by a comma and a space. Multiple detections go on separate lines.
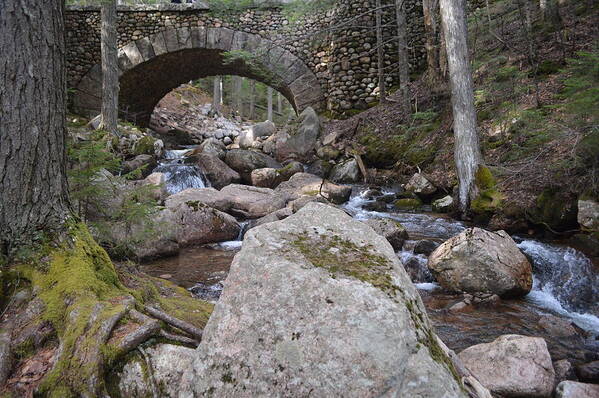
72, 27, 323, 127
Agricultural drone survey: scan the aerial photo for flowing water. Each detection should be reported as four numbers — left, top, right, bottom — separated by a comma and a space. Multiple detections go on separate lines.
152, 149, 208, 195
141, 175, 599, 362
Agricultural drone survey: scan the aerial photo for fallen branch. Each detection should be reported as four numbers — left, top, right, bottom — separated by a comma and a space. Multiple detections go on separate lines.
144, 306, 203, 341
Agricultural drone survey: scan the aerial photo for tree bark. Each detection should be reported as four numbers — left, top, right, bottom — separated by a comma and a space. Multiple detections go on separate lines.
439, 0, 483, 215
395, 0, 411, 114
422, 0, 443, 84
267, 86, 274, 121
376, 0, 387, 103
0, 0, 70, 252
99, 0, 119, 136
277, 92, 283, 114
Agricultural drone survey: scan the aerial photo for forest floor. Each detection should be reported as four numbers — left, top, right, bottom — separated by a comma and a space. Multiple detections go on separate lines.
326, 0, 598, 235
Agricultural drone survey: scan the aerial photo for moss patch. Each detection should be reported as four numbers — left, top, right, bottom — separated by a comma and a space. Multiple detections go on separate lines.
395, 198, 422, 210
133, 136, 157, 156
471, 166, 503, 215
291, 232, 400, 298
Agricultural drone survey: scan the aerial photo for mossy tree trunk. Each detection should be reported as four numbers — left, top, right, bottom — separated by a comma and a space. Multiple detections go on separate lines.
439, 0, 483, 215
99, 0, 120, 136
0, 0, 70, 253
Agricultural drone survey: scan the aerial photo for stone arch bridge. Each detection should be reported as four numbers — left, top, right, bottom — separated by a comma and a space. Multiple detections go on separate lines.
66, 2, 427, 124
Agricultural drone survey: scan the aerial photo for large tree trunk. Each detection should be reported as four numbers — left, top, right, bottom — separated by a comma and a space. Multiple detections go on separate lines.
395, 0, 411, 114
267, 86, 274, 121
439, 0, 483, 215
376, 0, 387, 103
99, 0, 119, 135
0, 0, 70, 252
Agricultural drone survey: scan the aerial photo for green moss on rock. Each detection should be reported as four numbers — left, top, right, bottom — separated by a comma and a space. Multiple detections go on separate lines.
134, 136, 157, 156
394, 198, 422, 210
471, 166, 503, 215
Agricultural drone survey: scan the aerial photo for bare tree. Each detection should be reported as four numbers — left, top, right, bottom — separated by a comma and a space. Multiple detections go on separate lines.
213, 76, 222, 113
395, 0, 411, 114
99, 0, 119, 135
422, 0, 447, 84
439, 0, 483, 214
233, 76, 243, 117
249, 79, 256, 120
375, 0, 387, 103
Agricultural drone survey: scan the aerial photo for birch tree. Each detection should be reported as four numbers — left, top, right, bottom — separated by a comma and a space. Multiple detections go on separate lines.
439, 0, 483, 214
267, 86, 274, 121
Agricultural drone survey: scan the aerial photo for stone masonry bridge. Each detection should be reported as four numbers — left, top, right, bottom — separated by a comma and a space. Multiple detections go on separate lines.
66, 1, 427, 125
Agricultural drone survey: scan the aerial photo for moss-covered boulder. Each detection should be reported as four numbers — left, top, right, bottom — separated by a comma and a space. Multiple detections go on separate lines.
395, 198, 423, 210
179, 203, 467, 397
133, 136, 158, 156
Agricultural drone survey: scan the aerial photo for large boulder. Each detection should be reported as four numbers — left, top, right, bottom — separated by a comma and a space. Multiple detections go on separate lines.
179, 203, 467, 397
329, 158, 361, 183
199, 137, 226, 159
165, 188, 232, 213
405, 173, 437, 197
138, 172, 168, 203
555, 381, 599, 398
275, 172, 352, 204
252, 120, 276, 138
275, 107, 321, 161
220, 184, 286, 219
364, 218, 408, 250
250, 162, 304, 189
224, 149, 281, 183
195, 152, 240, 189
578, 199, 599, 231
428, 228, 533, 297
459, 335, 555, 398
115, 344, 195, 398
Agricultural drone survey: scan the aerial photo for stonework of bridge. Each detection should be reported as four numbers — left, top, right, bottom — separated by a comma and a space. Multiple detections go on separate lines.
66, 1, 427, 124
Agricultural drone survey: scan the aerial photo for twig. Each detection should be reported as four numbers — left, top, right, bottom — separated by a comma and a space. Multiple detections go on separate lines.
144, 305, 203, 340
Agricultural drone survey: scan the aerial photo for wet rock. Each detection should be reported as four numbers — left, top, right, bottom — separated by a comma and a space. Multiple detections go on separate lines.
195, 152, 240, 190
329, 158, 361, 183
538, 315, 579, 338
220, 184, 286, 219
403, 257, 434, 283
363, 188, 383, 200
432, 195, 454, 213
405, 173, 436, 197
224, 149, 281, 183
122, 154, 157, 178
179, 203, 467, 398
395, 198, 422, 210
116, 344, 195, 398
448, 301, 471, 313
428, 228, 533, 298
275, 172, 351, 205
165, 188, 231, 213
553, 359, 577, 385
413, 239, 438, 256
275, 106, 321, 161
362, 200, 388, 212
555, 381, 599, 398
459, 334, 555, 398
199, 137, 226, 159
472, 292, 501, 305
578, 199, 599, 231
363, 218, 408, 250
576, 360, 599, 383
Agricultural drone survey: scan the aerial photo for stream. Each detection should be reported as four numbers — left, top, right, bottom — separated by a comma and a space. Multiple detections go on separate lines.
142, 155, 599, 364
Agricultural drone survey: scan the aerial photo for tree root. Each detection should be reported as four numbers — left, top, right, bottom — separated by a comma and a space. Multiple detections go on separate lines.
144, 305, 203, 341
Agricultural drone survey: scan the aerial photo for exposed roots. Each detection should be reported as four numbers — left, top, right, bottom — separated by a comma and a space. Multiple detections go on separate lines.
0, 223, 211, 397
